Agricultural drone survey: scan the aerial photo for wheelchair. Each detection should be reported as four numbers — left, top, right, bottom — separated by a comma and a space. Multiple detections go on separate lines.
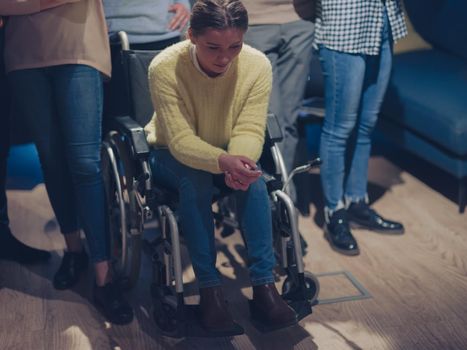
102, 32, 321, 337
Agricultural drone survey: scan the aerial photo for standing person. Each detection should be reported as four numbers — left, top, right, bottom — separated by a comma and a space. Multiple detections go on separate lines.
1, 0, 133, 324
240, 0, 314, 202
103, 0, 191, 119
104, 0, 190, 50
0, 14, 50, 264
145, 0, 298, 333
315, 0, 407, 256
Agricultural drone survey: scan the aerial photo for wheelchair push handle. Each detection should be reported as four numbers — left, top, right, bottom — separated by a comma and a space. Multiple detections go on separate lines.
282, 157, 321, 193
307, 157, 322, 169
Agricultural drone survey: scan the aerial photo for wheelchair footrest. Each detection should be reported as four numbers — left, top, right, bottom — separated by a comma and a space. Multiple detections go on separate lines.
286, 299, 313, 322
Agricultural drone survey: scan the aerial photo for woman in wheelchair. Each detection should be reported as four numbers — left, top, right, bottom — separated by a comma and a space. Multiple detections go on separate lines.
144, 0, 298, 333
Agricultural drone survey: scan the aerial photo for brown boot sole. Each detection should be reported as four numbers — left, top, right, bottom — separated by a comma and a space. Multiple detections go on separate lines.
249, 300, 298, 333
250, 313, 298, 333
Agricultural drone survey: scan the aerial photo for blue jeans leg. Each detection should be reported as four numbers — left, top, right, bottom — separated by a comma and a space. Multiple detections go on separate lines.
318, 47, 366, 210
344, 12, 393, 202
150, 149, 220, 288
8, 65, 109, 263
150, 150, 276, 287
9, 68, 80, 234
54, 65, 109, 263
319, 10, 393, 210
235, 178, 275, 286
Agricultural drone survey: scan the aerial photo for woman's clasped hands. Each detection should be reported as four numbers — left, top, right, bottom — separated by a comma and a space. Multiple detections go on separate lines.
218, 154, 262, 191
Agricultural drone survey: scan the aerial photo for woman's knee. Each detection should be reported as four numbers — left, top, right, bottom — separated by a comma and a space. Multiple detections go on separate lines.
245, 177, 269, 200
322, 118, 357, 143
68, 152, 102, 185
358, 112, 379, 136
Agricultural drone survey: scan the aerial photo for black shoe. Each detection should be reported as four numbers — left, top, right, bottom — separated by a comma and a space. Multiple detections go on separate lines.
324, 208, 360, 256
347, 201, 405, 234
53, 250, 89, 290
94, 281, 134, 325
0, 226, 51, 264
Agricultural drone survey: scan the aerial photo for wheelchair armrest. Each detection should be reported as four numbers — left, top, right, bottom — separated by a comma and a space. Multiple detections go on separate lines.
266, 113, 283, 144
110, 116, 150, 158
109, 31, 130, 50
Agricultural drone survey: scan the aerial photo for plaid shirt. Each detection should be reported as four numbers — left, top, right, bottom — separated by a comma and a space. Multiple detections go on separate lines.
313, 0, 408, 55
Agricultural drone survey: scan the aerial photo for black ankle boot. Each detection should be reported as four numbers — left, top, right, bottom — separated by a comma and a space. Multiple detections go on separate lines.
347, 201, 405, 234
93, 281, 134, 325
0, 226, 51, 264
324, 208, 359, 256
53, 250, 89, 290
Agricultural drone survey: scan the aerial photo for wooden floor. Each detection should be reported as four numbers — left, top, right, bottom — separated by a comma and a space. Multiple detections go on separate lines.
1, 150, 466, 350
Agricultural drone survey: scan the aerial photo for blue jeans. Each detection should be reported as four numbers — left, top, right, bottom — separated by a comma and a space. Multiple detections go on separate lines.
150, 149, 275, 288
9, 65, 109, 263
319, 10, 393, 211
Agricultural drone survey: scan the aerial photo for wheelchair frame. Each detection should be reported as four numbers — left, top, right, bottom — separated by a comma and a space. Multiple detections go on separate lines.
101, 31, 320, 337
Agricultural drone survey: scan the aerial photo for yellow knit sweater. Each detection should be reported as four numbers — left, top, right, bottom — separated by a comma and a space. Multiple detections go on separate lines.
144, 40, 272, 174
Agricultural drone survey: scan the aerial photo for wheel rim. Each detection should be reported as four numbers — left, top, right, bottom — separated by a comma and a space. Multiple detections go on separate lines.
102, 132, 144, 289
282, 271, 320, 304
153, 295, 178, 333
103, 140, 128, 270
112, 134, 143, 287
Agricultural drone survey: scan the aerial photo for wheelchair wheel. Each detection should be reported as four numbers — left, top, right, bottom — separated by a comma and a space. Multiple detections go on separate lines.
282, 271, 320, 305
153, 294, 179, 336
102, 133, 143, 289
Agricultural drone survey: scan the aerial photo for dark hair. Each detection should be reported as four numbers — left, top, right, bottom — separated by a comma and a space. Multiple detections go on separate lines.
190, 0, 248, 36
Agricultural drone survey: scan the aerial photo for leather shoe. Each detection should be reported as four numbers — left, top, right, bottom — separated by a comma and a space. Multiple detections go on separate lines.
324, 208, 359, 256
250, 283, 297, 331
0, 226, 51, 264
347, 201, 404, 234
199, 286, 235, 332
53, 250, 89, 290
94, 281, 134, 325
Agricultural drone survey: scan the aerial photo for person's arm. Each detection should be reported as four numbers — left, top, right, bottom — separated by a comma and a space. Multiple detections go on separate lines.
0, 0, 80, 16
168, 0, 190, 31
227, 59, 272, 162
148, 64, 227, 174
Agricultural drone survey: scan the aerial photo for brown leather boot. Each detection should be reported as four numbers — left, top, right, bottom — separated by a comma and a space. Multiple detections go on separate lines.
250, 283, 298, 331
199, 286, 235, 332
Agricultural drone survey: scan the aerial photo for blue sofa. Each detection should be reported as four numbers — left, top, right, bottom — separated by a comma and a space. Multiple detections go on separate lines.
378, 0, 467, 213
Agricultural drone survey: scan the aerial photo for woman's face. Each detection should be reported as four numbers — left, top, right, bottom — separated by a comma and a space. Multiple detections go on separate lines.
189, 27, 244, 77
